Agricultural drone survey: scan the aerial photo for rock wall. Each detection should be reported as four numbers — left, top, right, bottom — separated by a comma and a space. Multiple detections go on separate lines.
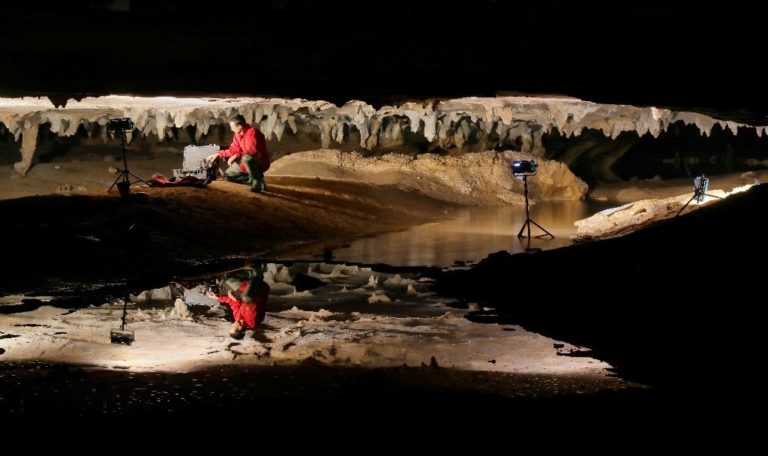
268, 150, 587, 205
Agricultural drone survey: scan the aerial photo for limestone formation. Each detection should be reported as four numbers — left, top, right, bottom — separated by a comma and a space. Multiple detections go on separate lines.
1, 95, 764, 179
571, 184, 754, 241
268, 150, 588, 204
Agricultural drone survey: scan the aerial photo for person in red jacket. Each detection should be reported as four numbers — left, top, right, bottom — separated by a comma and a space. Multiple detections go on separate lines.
207, 114, 270, 193
218, 264, 271, 339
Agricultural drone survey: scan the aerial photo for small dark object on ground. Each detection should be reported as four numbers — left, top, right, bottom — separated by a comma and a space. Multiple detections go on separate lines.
110, 329, 134, 345
110, 298, 134, 345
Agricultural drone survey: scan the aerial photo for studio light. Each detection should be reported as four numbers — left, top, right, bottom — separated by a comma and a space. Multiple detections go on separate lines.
693, 175, 709, 203
512, 160, 554, 239
110, 298, 134, 345
676, 174, 721, 217
107, 117, 149, 197
511, 159, 538, 177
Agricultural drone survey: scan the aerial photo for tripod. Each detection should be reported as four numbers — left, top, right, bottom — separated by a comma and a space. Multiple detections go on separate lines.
517, 175, 554, 239
109, 297, 134, 345
675, 176, 721, 217
108, 127, 148, 195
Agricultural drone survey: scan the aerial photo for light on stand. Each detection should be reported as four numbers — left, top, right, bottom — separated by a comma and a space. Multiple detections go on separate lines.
110, 297, 134, 345
676, 174, 722, 217
512, 159, 554, 240
107, 117, 149, 198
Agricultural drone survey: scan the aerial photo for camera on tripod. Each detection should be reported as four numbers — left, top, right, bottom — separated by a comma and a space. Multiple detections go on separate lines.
511, 159, 537, 177
108, 118, 134, 132
106, 116, 148, 196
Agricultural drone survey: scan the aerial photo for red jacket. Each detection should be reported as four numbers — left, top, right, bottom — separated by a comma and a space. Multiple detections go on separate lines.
218, 280, 269, 329
218, 124, 270, 173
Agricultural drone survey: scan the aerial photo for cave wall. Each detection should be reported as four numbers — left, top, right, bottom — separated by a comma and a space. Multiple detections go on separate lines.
542, 122, 768, 184
2, 96, 767, 191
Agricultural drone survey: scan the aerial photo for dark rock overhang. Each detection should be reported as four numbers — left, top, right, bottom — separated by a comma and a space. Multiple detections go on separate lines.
2, 95, 763, 179
2, 1, 766, 124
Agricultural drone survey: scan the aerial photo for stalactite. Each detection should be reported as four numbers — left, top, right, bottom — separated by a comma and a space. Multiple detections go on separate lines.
1, 95, 764, 175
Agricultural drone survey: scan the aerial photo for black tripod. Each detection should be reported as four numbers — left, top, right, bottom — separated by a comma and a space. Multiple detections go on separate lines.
517, 175, 554, 239
675, 175, 721, 217
110, 297, 134, 345
108, 125, 148, 195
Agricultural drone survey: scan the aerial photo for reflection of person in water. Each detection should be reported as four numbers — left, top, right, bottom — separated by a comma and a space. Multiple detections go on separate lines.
218, 264, 270, 340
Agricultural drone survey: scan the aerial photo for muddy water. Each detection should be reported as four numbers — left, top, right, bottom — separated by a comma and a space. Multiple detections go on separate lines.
332, 200, 612, 266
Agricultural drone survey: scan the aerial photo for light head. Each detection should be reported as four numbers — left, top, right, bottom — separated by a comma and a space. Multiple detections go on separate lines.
512, 159, 537, 177
693, 175, 709, 202
107, 117, 134, 133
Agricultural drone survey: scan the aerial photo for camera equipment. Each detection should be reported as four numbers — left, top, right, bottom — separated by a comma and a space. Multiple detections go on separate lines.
110, 298, 134, 345
676, 174, 721, 217
107, 117, 148, 197
171, 144, 220, 183
512, 159, 538, 177
108, 117, 135, 132
693, 176, 709, 203
511, 159, 554, 239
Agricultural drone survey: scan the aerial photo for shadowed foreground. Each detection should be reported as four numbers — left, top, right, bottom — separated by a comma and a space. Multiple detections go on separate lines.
436, 184, 768, 403
0, 177, 451, 295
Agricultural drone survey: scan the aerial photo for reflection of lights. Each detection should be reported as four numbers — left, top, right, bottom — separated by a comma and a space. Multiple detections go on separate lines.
728, 183, 755, 195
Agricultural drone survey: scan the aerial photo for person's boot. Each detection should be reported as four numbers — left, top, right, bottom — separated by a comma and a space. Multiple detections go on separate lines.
250, 180, 267, 193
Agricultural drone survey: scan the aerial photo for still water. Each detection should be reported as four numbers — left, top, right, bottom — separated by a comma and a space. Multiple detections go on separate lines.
332, 200, 612, 267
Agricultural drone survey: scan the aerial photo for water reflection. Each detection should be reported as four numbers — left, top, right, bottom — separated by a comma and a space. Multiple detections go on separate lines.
0, 261, 619, 382
333, 200, 612, 266
174, 263, 270, 339
218, 265, 270, 339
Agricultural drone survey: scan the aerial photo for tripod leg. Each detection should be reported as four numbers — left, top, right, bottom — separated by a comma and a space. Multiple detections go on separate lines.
675, 195, 696, 217
516, 175, 554, 239
126, 170, 149, 186
517, 219, 529, 238
108, 171, 128, 192
529, 219, 555, 238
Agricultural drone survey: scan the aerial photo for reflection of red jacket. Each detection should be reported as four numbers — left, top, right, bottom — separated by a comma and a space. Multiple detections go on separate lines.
218, 280, 269, 329
217, 124, 270, 173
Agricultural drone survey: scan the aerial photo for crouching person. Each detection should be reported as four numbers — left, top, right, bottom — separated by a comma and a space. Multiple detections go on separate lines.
217, 265, 270, 339
207, 114, 270, 193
